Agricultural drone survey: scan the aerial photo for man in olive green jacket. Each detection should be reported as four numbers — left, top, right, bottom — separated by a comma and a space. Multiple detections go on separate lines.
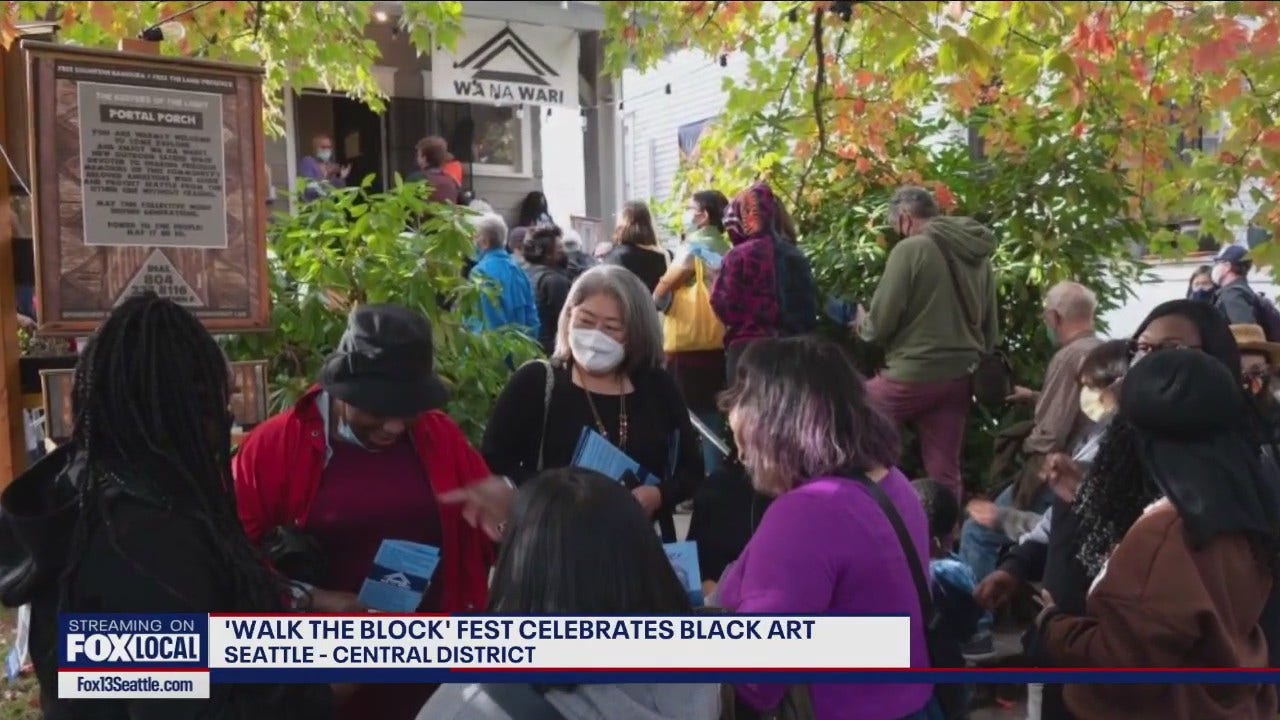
857, 186, 999, 499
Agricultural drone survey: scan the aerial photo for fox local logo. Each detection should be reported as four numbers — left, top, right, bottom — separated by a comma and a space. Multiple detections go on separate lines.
432, 18, 579, 107
63, 616, 203, 665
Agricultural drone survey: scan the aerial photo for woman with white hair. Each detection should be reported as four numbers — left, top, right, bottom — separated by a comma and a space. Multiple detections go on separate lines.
560, 227, 596, 280
480, 265, 703, 539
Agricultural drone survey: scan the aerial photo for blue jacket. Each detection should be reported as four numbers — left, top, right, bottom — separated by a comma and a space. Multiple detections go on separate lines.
468, 248, 540, 337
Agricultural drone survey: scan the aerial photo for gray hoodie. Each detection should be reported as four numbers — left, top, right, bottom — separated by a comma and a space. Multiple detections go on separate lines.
418, 683, 721, 720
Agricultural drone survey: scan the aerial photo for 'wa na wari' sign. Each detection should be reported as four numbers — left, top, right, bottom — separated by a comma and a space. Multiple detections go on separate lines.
431, 18, 580, 108
22, 41, 270, 334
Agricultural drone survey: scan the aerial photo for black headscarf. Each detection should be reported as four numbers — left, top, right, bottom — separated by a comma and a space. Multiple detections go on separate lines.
1121, 349, 1280, 552
1133, 299, 1241, 383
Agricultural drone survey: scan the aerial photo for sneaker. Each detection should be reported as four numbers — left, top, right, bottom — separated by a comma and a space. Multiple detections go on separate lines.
961, 631, 995, 660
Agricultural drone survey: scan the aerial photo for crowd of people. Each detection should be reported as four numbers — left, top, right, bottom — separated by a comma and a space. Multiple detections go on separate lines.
3, 174, 1280, 720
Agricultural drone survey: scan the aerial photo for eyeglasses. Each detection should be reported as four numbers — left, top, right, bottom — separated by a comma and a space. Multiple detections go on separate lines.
1127, 340, 1203, 365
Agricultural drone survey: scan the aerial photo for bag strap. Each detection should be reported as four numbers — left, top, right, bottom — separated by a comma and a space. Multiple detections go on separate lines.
929, 236, 977, 334
851, 476, 935, 626
537, 360, 554, 472
479, 683, 567, 720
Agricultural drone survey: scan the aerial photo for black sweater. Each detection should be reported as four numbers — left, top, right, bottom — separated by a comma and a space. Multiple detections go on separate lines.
481, 362, 703, 513
0, 447, 332, 720
524, 264, 571, 354
603, 244, 669, 294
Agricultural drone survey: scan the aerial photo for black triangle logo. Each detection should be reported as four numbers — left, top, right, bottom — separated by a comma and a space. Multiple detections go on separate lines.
457, 26, 559, 87
115, 249, 205, 308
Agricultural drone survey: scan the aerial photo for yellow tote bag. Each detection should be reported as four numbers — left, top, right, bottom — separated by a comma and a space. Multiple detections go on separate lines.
663, 257, 725, 353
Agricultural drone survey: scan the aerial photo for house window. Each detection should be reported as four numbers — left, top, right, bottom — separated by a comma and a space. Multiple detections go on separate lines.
388, 98, 532, 183
469, 104, 532, 177
415, 72, 533, 179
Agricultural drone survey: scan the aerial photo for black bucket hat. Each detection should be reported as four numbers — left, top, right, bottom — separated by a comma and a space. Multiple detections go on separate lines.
319, 304, 449, 417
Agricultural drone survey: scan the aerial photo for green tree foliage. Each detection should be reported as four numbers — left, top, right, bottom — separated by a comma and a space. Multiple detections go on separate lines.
600, 1, 1256, 486
222, 179, 539, 444
3, 1, 463, 135
605, 1, 1280, 257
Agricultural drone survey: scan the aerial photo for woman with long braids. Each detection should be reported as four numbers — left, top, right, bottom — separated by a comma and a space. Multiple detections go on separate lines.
1037, 349, 1280, 719
0, 293, 333, 719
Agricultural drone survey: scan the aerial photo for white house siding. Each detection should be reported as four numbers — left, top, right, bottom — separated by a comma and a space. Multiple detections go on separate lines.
620, 49, 749, 208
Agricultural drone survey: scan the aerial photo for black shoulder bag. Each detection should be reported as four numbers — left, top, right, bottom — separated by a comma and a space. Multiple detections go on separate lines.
853, 476, 967, 720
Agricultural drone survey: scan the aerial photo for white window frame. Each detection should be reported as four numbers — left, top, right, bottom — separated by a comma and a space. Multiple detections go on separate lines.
420, 71, 534, 179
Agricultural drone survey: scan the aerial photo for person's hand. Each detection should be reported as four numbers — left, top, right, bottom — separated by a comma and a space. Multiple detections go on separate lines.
1041, 453, 1082, 504
16, 314, 35, 330
848, 304, 867, 332
309, 589, 364, 613
439, 476, 517, 542
1006, 385, 1038, 404
1035, 588, 1058, 627
701, 580, 718, 600
339, 163, 352, 180
966, 499, 1000, 529
632, 485, 663, 517
973, 569, 1020, 611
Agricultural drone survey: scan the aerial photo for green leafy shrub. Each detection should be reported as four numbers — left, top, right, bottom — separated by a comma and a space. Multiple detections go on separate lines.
223, 178, 539, 444
679, 117, 1151, 492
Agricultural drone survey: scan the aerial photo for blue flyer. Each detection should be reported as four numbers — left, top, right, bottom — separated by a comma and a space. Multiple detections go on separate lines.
357, 540, 441, 613
663, 541, 703, 607
572, 428, 661, 487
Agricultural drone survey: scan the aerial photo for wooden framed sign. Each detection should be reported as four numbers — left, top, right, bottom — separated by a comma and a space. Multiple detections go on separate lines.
23, 42, 271, 334
39, 368, 74, 442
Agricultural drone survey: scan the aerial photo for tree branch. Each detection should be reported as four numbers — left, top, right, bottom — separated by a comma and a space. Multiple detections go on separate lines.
867, 1, 933, 39
794, 8, 827, 210
700, 0, 726, 32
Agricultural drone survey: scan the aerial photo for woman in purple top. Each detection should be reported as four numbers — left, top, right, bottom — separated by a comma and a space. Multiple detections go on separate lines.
715, 336, 934, 720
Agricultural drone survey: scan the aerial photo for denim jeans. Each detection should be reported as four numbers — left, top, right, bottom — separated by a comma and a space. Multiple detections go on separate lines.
960, 484, 1053, 632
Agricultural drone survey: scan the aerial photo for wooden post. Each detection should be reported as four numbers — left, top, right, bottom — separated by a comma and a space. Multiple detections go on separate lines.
0, 46, 28, 489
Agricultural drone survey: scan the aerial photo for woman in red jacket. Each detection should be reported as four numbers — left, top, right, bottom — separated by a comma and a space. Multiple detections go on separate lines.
233, 303, 499, 720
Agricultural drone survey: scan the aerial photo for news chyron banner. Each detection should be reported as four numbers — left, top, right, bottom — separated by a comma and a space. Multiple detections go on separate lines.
59, 613, 911, 698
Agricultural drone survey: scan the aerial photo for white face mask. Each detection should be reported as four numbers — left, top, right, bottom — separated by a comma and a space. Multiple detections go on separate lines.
570, 328, 626, 375
316, 148, 333, 163
1079, 386, 1109, 423
1211, 263, 1230, 286
682, 209, 699, 232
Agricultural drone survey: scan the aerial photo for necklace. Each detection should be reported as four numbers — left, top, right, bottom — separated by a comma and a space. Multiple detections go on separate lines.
578, 366, 629, 449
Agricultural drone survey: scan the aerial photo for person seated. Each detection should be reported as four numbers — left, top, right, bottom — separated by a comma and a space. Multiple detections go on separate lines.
912, 478, 981, 710
913, 478, 982, 643
418, 468, 721, 720
959, 281, 1101, 657
1035, 349, 1279, 720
